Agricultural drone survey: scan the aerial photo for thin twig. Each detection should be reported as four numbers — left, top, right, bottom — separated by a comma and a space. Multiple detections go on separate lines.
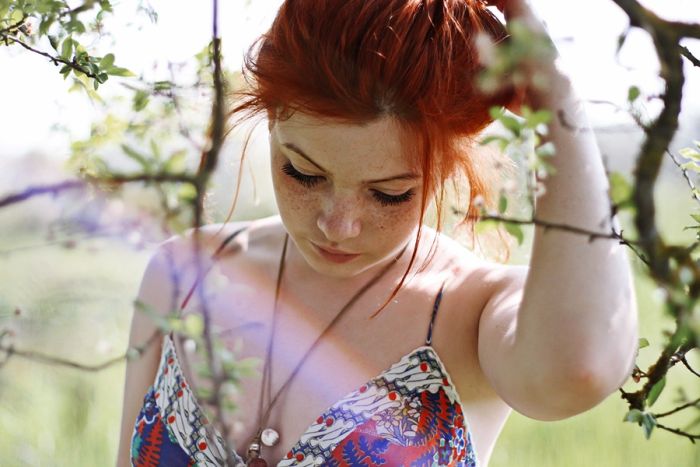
0, 180, 86, 209
0, 14, 28, 35
0, 329, 160, 372
679, 355, 700, 378
667, 149, 700, 206
655, 422, 700, 443
654, 398, 700, 418
59, 0, 97, 18
0, 35, 99, 80
680, 45, 700, 67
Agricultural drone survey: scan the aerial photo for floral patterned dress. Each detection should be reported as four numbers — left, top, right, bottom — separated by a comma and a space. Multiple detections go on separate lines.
130, 229, 479, 466
131, 335, 478, 466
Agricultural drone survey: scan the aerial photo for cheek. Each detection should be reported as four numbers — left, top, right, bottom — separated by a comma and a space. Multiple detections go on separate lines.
272, 165, 320, 221
363, 200, 422, 241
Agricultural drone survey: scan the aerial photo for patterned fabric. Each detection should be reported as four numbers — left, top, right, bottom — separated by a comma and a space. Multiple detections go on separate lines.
131, 334, 245, 467
131, 335, 478, 467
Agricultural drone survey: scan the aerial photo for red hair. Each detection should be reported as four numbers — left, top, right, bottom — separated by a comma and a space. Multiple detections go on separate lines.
229, 0, 515, 292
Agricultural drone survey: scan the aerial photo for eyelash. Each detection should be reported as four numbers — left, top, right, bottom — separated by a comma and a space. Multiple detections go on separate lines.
281, 161, 415, 207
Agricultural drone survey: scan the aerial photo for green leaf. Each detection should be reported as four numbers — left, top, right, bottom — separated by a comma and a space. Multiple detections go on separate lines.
500, 115, 522, 136
480, 135, 508, 147
107, 66, 134, 77
60, 36, 73, 60
624, 409, 644, 424
638, 337, 650, 349
504, 222, 524, 245
498, 194, 508, 214
164, 149, 187, 173
99, 53, 115, 69
525, 109, 552, 129
0, 1, 10, 19
680, 161, 700, 172
132, 90, 149, 111
183, 314, 204, 338
535, 142, 555, 158
641, 412, 657, 439
616, 29, 629, 55
679, 147, 700, 161
153, 80, 173, 91
39, 16, 55, 36
120, 144, 152, 170
646, 376, 666, 408
178, 183, 198, 203
627, 85, 641, 103
609, 172, 632, 206
475, 219, 498, 235
623, 408, 658, 439
150, 139, 161, 161
489, 106, 505, 120
48, 34, 60, 52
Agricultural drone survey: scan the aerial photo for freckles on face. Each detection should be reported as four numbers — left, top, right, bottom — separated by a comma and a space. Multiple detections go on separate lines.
269, 112, 423, 276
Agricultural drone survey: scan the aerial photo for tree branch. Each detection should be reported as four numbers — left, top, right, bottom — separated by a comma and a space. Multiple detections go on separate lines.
0, 34, 100, 80
655, 422, 700, 443
0, 14, 28, 35
454, 209, 651, 265
680, 45, 700, 67
0, 180, 86, 209
0, 329, 160, 372
653, 398, 700, 418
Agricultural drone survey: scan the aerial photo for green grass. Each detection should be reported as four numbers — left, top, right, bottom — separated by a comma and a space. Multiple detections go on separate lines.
1, 180, 699, 466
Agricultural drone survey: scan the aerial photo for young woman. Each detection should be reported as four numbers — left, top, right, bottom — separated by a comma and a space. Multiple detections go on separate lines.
117, 1, 638, 466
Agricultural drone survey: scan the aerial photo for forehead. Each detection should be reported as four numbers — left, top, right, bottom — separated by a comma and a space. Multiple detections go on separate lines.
272, 112, 418, 174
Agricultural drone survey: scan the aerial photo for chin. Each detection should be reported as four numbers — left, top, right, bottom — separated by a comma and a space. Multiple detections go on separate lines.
301, 249, 374, 279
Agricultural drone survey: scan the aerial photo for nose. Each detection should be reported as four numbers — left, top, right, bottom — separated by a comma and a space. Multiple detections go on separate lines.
317, 195, 362, 243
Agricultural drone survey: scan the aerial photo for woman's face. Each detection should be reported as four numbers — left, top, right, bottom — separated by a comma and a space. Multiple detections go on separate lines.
269, 112, 424, 279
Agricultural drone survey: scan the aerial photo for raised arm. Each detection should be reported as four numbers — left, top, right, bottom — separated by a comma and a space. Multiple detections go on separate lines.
478, 0, 639, 420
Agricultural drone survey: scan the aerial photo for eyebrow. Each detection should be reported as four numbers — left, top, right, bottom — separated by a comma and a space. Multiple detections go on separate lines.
281, 142, 420, 184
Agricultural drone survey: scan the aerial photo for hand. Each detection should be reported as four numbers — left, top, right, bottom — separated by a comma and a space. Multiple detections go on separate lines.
484, 0, 566, 113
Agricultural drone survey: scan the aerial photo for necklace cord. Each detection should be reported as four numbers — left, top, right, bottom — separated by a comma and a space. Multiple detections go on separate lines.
252, 237, 408, 451
253, 232, 289, 446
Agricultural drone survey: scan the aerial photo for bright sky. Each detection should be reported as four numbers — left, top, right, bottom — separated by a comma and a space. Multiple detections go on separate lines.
1, 0, 699, 159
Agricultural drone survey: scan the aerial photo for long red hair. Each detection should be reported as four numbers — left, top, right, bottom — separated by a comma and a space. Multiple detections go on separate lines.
229, 0, 515, 295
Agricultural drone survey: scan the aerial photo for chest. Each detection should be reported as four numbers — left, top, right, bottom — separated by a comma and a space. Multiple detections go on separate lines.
173, 265, 491, 464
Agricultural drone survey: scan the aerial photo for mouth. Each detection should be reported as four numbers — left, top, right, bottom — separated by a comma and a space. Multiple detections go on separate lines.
311, 242, 361, 264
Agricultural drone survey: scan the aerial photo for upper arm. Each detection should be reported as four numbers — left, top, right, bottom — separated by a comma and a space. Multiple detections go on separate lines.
115, 241, 181, 467
476, 265, 543, 416
115, 223, 250, 466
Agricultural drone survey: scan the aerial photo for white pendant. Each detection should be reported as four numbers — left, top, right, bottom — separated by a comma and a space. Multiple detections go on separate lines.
260, 428, 280, 447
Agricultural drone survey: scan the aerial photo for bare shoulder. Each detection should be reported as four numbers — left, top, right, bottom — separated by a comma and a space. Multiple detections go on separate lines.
429, 228, 528, 308
136, 217, 285, 315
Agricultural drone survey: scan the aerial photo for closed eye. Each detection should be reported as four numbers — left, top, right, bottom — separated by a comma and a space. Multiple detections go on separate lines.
371, 189, 415, 206
281, 161, 324, 188
282, 160, 415, 207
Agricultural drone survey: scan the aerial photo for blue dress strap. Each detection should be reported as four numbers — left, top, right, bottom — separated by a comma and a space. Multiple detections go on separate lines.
425, 282, 446, 346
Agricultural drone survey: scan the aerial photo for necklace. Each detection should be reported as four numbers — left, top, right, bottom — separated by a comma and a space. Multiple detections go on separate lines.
245, 233, 406, 466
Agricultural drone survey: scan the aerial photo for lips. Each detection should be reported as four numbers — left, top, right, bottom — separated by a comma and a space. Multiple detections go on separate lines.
311, 241, 361, 264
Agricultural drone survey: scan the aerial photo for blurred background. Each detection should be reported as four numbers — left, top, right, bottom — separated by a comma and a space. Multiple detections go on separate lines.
1, 0, 699, 465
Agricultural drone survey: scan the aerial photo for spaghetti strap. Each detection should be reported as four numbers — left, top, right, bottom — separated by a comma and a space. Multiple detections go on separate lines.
177, 226, 247, 314
425, 282, 446, 346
